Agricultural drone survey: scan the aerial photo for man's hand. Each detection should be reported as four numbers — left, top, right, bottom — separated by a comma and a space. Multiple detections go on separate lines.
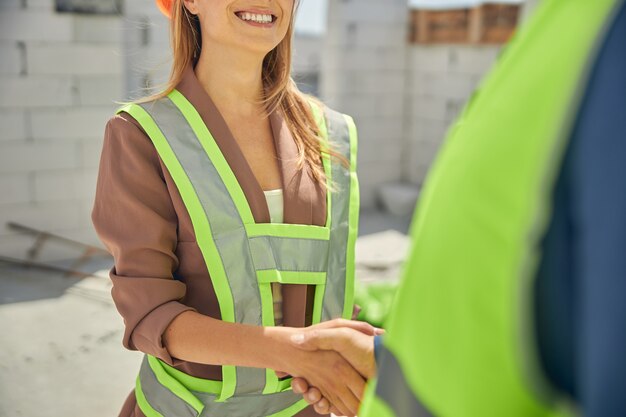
289, 326, 380, 415
291, 327, 378, 378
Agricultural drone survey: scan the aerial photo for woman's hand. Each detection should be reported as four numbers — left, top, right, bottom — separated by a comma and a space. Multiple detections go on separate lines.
288, 324, 384, 415
272, 319, 382, 416
284, 348, 364, 416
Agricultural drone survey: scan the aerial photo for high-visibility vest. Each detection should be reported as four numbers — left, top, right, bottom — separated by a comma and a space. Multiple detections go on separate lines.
117, 90, 360, 417
359, 0, 623, 416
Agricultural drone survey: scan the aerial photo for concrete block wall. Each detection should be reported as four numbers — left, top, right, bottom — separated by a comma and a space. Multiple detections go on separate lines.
123, 0, 172, 99
322, 0, 409, 208
405, 45, 501, 184
0, 0, 124, 259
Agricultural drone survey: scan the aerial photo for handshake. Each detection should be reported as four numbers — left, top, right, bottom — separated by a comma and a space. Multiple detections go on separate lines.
275, 319, 384, 416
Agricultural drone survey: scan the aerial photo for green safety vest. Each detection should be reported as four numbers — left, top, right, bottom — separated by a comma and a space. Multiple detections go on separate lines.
116, 90, 359, 417
359, 0, 623, 416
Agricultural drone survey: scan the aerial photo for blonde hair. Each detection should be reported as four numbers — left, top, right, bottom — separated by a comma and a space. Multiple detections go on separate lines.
135, 0, 348, 191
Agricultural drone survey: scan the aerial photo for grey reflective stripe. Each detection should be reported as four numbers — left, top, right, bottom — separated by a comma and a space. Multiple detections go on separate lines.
139, 98, 267, 395
376, 345, 435, 417
139, 355, 304, 417
322, 108, 352, 321
194, 389, 303, 417
138, 356, 199, 417
248, 236, 329, 271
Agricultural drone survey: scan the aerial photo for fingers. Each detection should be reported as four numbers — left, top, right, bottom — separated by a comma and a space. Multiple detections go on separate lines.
313, 398, 331, 415
291, 328, 343, 351
304, 387, 322, 404
291, 377, 309, 394
315, 318, 382, 336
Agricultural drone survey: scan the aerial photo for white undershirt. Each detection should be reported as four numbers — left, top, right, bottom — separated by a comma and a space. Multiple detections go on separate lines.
264, 188, 284, 325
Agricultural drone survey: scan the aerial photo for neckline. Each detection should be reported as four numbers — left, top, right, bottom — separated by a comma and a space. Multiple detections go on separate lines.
263, 188, 283, 195
174, 64, 329, 226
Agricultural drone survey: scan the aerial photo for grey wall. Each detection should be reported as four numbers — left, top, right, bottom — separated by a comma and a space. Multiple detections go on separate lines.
0, 0, 124, 258
321, 0, 409, 208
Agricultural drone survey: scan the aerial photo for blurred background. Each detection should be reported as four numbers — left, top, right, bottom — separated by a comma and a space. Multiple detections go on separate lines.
0, 0, 538, 415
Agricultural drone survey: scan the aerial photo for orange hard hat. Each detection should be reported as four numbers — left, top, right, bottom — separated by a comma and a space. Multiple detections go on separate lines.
156, 0, 173, 19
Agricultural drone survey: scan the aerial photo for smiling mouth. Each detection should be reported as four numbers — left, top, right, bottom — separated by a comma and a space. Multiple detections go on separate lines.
235, 11, 277, 25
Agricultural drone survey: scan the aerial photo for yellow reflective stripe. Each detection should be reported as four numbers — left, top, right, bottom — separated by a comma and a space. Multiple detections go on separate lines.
259, 282, 276, 326
342, 114, 360, 319
167, 89, 255, 225
276, 378, 293, 392
312, 284, 326, 325
159, 358, 222, 394
135, 374, 165, 417
263, 368, 280, 395
310, 101, 332, 228
245, 223, 330, 240
117, 103, 237, 402
257, 270, 327, 285
266, 399, 309, 417
147, 356, 205, 414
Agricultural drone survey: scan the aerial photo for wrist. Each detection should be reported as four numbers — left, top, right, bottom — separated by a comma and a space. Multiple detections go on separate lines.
262, 326, 308, 374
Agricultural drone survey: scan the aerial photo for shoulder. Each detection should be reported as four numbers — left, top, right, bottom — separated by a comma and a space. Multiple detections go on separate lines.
102, 106, 162, 170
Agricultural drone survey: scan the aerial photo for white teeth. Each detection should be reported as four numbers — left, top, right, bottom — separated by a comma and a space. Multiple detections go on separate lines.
238, 11, 273, 23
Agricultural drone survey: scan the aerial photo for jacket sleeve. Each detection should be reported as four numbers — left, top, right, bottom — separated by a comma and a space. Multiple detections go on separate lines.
91, 112, 196, 366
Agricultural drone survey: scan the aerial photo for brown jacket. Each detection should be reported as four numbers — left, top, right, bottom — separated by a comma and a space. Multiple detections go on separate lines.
91, 64, 331, 417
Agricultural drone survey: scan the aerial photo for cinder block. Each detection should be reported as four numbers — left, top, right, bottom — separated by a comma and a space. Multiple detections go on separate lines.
328, 0, 408, 24
0, 11, 72, 42
410, 46, 450, 73
26, 43, 123, 75
30, 107, 113, 140
338, 95, 378, 118
406, 159, 432, 185
358, 159, 403, 189
292, 35, 323, 72
0, 142, 78, 173
357, 136, 405, 165
410, 71, 477, 100
76, 75, 124, 106
53, 225, 103, 249
31, 168, 98, 205
73, 15, 123, 44
79, 138, 106, 169
25, 0, 54, 10
0, 76, 73, 108
33, 169, 81, 202
412, 96, 447, 122
332, 70, 406, 96
0, 110, 27, 141
328, 23, 406, 48
76, 169, 99, 200
0, 41, 23, 75
445, 99, 467, 124
353, 117, 404, 145
125, 0, 167, 18
0, 0, 22, 11
0, 173, 31, 205
0, 200, 84, 236
323, 47, 406, 72
448, 46, 500, 75
377, 182, 420, 217
372, 93, 405, 118
407, 118, 448, 144
407, 115, 448, 142
358, 162, 404, 208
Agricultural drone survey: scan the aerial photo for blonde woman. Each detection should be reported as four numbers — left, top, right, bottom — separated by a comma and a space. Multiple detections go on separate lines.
91, 0, 374, 416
